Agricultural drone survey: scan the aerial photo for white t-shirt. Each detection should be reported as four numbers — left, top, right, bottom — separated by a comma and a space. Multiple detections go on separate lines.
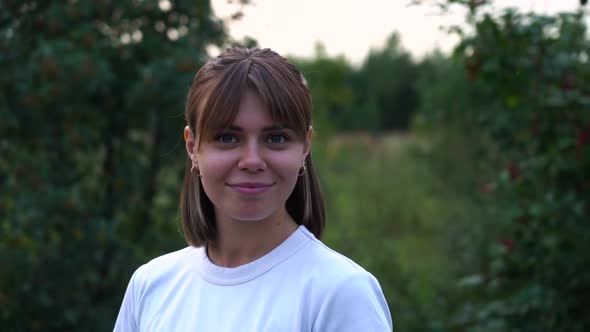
114, 225, 393, 331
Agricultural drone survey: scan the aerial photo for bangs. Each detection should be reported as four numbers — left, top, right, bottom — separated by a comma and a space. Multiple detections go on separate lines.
249, 60, 309, 138
196, 58, 311, 145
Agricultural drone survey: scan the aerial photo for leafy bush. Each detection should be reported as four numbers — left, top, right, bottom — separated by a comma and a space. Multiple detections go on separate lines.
0, 1, 227, 330
418, 3, 590, 330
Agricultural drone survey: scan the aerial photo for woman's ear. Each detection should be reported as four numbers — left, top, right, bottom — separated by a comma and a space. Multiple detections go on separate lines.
304, 125, 313, 158
184, 126, 196, 160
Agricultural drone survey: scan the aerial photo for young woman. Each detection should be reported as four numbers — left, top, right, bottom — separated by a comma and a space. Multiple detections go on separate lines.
114, 47, 392, 331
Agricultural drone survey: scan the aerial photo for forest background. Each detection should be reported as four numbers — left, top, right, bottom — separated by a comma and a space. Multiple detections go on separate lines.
1, 0, 589, 331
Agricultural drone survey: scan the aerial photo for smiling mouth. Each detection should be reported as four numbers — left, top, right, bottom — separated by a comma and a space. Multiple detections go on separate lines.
228, 182, 274, 194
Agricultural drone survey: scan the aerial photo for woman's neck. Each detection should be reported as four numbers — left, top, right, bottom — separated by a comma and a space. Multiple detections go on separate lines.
207, 209, 298, 268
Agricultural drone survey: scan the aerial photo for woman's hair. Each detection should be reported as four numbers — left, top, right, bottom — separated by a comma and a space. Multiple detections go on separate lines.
180, 47, 325, 247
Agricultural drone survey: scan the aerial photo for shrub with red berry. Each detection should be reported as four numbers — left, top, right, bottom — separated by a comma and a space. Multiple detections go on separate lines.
431, 3, 590, 331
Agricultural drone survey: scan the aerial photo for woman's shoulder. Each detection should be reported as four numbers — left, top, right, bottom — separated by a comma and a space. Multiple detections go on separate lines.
296, 227, 373, 281
295, 227, 393, 330
132, 246, 203, 285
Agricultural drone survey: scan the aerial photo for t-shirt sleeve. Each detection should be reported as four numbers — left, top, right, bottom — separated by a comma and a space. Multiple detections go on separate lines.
113, 269, 140, 332
313, 271, 393, 332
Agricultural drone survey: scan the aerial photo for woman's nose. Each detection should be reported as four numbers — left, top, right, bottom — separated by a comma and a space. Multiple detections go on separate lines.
237, 142, 267, 172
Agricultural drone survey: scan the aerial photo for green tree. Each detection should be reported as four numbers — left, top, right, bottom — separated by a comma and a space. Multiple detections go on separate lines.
292, 43, 359, 134
294, 36, 420, 133
358, 33, 420, 131
0, 1, 233, 330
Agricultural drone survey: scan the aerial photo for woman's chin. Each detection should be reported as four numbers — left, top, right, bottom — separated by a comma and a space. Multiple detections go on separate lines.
229, 214, 269, 223
218, 204, 285, 224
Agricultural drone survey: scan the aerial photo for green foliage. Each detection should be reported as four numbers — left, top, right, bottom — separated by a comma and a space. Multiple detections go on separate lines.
418, 4, 590, 331
314, 134, 457, 331
293, 36, 421, 133
359, 34, 420, 130
292, 49, 356, 136
0, 1, 227, 330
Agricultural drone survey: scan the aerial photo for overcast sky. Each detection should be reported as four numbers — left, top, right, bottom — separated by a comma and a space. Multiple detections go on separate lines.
212, 0, 584, 64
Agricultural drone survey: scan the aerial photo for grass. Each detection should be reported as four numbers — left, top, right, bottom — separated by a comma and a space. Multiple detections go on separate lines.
313, 132, 461, 329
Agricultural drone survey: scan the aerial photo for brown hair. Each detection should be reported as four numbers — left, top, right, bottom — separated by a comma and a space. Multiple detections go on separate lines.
180, 47, 325, 247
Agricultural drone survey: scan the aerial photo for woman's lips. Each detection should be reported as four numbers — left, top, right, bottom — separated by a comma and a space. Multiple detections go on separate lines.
228, 182, 274, 194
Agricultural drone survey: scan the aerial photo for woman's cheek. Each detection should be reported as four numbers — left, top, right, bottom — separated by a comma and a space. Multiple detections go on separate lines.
273, 153, 305, 178
199, 151, 236, 173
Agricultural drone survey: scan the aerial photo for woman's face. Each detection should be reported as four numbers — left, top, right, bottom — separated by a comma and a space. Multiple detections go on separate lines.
185, 90, 311, 223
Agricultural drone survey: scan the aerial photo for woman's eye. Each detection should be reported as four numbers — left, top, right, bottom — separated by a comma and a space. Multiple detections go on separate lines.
217, 134, 237, 144
267, 134, 288, 144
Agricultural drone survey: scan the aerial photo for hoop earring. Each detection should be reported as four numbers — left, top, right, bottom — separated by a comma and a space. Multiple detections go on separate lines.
298, 161, 307, 177
191, 162, 201, 177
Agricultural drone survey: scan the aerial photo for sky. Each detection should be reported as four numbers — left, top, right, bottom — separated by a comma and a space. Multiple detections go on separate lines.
212, 0, 584, 64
